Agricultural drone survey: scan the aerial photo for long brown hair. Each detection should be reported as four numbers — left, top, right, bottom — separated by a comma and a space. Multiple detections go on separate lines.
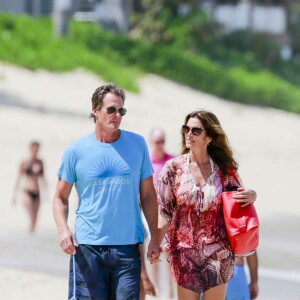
181, 110, 238, 176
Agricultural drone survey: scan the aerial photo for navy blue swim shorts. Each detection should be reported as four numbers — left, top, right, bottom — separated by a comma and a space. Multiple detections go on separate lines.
68, 244, 141, 300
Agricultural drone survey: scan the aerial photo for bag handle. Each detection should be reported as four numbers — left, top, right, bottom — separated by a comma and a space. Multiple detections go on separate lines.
220, 168, 240, 191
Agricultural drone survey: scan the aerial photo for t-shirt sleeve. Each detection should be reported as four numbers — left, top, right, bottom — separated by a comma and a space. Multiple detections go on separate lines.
140, 138, 154, 180
156, 161, 175, 223
57, 146, 76, 184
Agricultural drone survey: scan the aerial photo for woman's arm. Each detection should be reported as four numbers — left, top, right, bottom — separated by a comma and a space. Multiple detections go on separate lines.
39, 160, 48, 200
40, 160, 48, 188
233, 188, 257, 207
12, 161, 24, 205
158, 214, 170, 246
228, 170, 257, 207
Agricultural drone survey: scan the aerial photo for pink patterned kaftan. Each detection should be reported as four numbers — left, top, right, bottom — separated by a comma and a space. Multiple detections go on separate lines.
156, 154, 240, 293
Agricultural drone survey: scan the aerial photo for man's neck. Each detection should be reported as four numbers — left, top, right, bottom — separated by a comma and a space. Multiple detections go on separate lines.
94, 128, 121, 143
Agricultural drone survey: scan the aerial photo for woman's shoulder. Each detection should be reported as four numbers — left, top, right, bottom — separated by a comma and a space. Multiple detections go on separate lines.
157, 155, 187, 184
164, 154, 187, 170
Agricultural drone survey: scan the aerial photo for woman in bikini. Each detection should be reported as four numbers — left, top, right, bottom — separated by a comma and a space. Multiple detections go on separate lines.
12, 141, 47, 233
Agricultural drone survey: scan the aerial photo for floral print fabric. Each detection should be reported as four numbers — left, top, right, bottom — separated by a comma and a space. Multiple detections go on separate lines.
156, 154, 240, 293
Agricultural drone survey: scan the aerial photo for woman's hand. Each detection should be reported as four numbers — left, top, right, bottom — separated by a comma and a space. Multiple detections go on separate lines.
233, 188, 257, 207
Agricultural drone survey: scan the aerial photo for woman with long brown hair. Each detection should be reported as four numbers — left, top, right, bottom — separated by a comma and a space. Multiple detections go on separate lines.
156, 110, 256, 300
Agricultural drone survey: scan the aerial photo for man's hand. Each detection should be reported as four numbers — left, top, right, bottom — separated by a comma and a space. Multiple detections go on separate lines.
233, 188, 257, 207
59, 228, 78, 254
147, 239, 161, 264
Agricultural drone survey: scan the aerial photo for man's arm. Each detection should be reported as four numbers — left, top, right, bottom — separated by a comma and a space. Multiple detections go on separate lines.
247, 252, 259, 299
139, 176, 160, 263
53, 178, 77, 254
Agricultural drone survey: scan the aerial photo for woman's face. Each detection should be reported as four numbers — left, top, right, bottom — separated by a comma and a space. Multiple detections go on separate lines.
150, 130, 165, 153
30, 144, 39, 156
184, 117, 211, 151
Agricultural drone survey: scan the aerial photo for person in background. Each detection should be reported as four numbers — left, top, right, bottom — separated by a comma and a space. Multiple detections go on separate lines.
156, 110, 257, 300
53, 83, 160, 299
150, 128, 174, 183
148, 127, 175, 297
225, 252, 259, 300
12, 141, 47, 233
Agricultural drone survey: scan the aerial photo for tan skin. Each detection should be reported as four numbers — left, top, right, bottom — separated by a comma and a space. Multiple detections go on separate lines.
53, 92, 161, 265
235, 253, 259, 300
247, 253, 259, 299
12, 143, 47, 233
158, 117, 257, 300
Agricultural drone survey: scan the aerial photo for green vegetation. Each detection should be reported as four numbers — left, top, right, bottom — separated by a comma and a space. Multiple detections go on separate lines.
132, 1, 300, 87
0, 13, 300, 114
0, 14, 139, 91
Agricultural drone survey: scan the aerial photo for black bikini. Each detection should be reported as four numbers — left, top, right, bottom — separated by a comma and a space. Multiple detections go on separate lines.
24, 163, 43, 176
24, 161, 43, 202
25, 190, 40, 202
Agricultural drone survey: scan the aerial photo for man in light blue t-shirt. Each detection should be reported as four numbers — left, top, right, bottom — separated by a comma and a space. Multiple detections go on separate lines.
53, 83, 160, 300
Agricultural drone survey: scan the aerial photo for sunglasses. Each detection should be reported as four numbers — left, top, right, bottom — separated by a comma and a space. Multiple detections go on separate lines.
181, 125, 205, 136
155, 140, 165, 145
106, 106, 127, 116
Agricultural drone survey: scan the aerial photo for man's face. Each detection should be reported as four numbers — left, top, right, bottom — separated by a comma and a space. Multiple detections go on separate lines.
92, 92, 125, 131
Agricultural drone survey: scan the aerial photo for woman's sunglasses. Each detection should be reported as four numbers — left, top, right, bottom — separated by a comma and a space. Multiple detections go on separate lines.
181, 125, 205, 136
106, 106, 127, 116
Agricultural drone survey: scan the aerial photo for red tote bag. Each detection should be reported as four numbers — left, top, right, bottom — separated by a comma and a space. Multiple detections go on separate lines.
221, 170, 259, 256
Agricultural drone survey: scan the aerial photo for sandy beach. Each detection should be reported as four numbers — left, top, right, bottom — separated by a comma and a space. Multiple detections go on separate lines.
0, 63, 299, 299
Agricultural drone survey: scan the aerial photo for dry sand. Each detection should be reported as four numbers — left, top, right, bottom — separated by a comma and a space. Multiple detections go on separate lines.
0, 63, 299, 299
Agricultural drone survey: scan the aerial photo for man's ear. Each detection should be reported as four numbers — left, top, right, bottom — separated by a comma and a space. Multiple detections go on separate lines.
91, 109, 98, 116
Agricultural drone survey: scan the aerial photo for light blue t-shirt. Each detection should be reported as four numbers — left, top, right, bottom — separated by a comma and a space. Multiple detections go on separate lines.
57, 130, 153, 245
